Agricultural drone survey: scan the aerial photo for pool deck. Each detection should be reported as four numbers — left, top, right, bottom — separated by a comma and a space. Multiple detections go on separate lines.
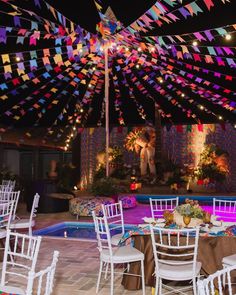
12, 197, 236, 295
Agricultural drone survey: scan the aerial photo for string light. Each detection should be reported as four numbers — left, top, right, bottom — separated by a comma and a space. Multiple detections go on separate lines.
219, 116, 223, 120
225, 34, 232, 40
92, 67, 96, 71
15, 57, 21, 62
200, 105, 204, 110
159, 78, 163, 83
125, 47, 129, 52
192, 41, 198, 46
79, 49, 83, 53
136, 64, 140, 69
73, 126, 76, 131
80, 108, 84, 113
234, 124, 236, 129
64, 146, 68, 151
181, 93, 185, 98
137, 47, 142, 52
88, 83, 92, 88
150, 47, 155, 52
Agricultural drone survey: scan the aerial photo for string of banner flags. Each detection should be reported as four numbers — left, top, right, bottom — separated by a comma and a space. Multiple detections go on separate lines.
0, 0, 235, 150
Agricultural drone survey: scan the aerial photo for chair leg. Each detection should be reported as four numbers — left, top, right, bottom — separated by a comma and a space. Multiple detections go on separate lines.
193, 277, 197, 295
159, 278, 162, 295
140, 260, 145, 295
29, 227, 32, 236
222, 264, 227, 287
154, 276, 159, 295
96, 261, 103, 294
104, 262, 109, 280
110, 263, 114, 295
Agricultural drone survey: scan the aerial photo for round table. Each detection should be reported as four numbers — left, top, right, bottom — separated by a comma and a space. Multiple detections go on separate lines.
122, 234, 236, 290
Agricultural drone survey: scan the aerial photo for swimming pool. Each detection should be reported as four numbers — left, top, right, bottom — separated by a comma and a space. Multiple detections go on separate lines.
33, 222, 134, 240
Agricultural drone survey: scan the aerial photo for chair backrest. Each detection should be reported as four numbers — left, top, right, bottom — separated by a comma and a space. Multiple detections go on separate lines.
2, 180, 15, 190
0, 201, 14, 230
0, 191, 20, 220
92, 211, 113, 258
26, 250, 59, 295
150, 225, 199, 275
102, 201, 124, 236
1, 229, 42, 285
149, 197, 179, 219
197, 264, 236, 295
213, 198, 236, 221
29, 193, 40, 223
0, 184, 14, 192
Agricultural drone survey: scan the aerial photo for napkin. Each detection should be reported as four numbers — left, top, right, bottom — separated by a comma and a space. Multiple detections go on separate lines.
212, 220, 222, 226
142, 217, 156, 224
209, 226, 225, 234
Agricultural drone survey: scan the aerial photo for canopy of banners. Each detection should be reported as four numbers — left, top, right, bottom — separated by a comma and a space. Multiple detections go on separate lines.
0, 0, 236, 146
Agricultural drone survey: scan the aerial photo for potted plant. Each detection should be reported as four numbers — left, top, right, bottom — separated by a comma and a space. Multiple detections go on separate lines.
194, 144, 229, 188
89, 177, 126, 198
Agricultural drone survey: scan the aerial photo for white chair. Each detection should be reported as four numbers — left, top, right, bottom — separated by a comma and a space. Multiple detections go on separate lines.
10, 193, 40, 235
0, 201, 14, 244
197, 264, 236, 295
149, 197, 179, 219
0, 191, 21, 220
2, 180, 16, 190
213, 198, 236, 221
0, 184, 13, 192
150, 225, 201, 295
0, 229, 42, 294
92, 211, 145, 295
102, 201, 125, 246
25, 250, 59, 295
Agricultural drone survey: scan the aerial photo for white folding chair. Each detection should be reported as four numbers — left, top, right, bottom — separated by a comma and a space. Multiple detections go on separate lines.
150, 225, 201, 295
102, 201, 125, 246
10, 193, 40, 236
197, 264, 236, 295
213, 198, 236, 221
92, 211, 145, 295
0, 191, 21, 220
0, 229, 42, 294
149, 197, 179, 219
25, 250, 59, 295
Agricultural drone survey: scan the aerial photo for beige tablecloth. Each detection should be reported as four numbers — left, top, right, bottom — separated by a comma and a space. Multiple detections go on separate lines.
122, 235, 236, 290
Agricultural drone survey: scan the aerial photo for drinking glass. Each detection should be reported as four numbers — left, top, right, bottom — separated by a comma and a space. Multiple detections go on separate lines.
183, 216, 191, 227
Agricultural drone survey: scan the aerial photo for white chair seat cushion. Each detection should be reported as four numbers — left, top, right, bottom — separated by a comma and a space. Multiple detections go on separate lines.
101, 245, 144, 263
0, 284, 25, 295
10, 219, 35, 229
158, 260, 202, 281
0, 229, 6, 239
222, 254, 236, 266
111, 233, 123, 246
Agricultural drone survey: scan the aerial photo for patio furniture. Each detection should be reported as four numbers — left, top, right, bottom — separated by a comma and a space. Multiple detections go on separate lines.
1, 248, 59, 295
118, 195, 137, 209
10, 193, 40, 235
150, 226, 201, 295
92, 211, 146, 295
197, 264, 236, 295
102, 201, 125, 246
213, 198, 236, 221
121, 232, 236, 290
149, 197, 179, 219
69, 196, 115, 218
0, 201, 14, 242
0, 230, 42, 293
0, 191, 20, 220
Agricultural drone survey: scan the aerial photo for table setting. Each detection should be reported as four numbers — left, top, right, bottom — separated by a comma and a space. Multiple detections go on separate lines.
120, 199, 236, 290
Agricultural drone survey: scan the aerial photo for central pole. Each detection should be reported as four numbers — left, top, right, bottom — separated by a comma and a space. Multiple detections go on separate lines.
104, 45, 110, 177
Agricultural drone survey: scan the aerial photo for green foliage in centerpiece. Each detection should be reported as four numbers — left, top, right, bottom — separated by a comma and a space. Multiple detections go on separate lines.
175, 199, 204, 218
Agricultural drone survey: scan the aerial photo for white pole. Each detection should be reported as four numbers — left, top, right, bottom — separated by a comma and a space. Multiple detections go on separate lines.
104, 45, 109, 177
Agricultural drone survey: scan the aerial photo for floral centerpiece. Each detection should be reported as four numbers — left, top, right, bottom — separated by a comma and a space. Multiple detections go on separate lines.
173, 199, 205, 227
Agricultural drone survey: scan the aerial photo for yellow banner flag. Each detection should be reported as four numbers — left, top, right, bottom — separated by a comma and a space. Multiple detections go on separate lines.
2, 54, 10, 64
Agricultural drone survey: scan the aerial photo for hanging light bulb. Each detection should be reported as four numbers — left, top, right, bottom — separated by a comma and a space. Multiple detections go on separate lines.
200, 105, 204, 110
225, 34, 232, 40
80, 108, 84, 113
192, 41, 198, 46
181, 93, 185, 98
88, 83, 92, 88
219, 116, 223, 120
137, 47, 142, 52
73, 126, 76, 131
136, 64, 140, 69
15, 56, 21, 62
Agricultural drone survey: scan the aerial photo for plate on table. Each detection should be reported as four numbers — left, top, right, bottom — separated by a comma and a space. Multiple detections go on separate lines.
142, 217, 156, 224
156, 218, 165, 223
